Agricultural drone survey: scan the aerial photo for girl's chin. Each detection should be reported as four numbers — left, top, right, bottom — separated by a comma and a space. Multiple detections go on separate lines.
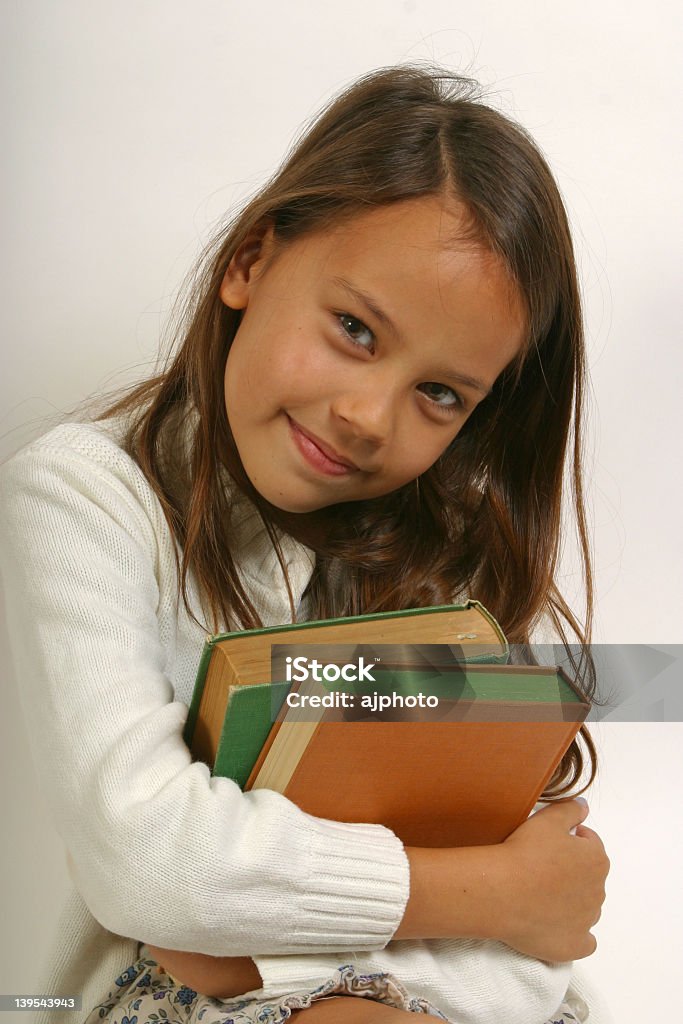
261, 492, 339, 515
244, 475, 337, 515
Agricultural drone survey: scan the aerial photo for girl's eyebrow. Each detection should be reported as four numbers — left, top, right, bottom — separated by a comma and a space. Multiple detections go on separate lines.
331, 276, 399, 337
431, 368, 492, 396
331, 275, 492, 397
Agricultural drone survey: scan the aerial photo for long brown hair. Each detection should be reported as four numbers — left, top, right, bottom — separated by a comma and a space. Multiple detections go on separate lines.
103, 65, 597, 794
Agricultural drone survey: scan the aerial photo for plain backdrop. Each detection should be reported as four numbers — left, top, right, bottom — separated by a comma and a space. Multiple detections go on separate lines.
1, 2, 682, 1021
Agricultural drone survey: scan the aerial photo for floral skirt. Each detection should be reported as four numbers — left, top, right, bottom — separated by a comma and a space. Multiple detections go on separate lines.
83, 945, 588, 1023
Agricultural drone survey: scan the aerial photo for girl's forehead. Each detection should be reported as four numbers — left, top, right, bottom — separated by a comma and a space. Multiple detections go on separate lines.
296, 197, 525, 331
281, 198, 506, 299
321, 195, 481, 257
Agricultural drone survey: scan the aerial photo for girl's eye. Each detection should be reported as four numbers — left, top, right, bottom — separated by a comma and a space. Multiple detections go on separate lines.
337, 314, 375, 351
417, 382, 462, 411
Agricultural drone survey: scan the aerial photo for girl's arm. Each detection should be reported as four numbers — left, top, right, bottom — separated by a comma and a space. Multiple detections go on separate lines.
146, 800, 607, 1024
147, 798, 605, 985
0, 425, 408, 956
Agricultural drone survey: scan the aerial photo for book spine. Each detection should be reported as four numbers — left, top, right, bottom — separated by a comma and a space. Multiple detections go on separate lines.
202, 601, 494, 646
183, 638, 216, 747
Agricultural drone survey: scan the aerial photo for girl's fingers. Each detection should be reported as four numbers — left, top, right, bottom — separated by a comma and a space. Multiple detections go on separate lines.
531, 798, 590, 829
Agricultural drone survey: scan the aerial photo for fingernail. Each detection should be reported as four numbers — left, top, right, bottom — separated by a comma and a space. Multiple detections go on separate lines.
575, 796, 589, 808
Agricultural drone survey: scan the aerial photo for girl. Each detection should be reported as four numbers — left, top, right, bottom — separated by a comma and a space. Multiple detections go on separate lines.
0, 66, 610, 1024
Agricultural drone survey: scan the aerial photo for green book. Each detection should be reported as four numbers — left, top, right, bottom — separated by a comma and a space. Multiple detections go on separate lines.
183, 601, 508, 785
209, 681, 291, 788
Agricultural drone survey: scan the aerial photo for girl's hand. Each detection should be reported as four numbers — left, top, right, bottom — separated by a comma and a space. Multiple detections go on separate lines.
396, 797, 609, 963
145, 945, 262, 999
495, 798, 610, 962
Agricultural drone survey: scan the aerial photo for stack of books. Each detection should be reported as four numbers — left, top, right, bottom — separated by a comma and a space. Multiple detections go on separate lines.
184, 602, 589, 847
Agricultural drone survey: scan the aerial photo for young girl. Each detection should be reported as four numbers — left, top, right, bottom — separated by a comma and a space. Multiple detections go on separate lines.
0, 66, 611, 1024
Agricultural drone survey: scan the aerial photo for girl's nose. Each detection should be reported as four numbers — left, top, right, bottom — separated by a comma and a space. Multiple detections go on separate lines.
331, 387, 396, 446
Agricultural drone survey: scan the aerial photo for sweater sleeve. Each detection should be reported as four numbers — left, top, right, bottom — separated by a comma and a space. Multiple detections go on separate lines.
0, 426, 409, 956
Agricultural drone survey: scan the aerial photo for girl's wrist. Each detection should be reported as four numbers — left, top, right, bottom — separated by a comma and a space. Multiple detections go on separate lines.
394, 844, 509, 942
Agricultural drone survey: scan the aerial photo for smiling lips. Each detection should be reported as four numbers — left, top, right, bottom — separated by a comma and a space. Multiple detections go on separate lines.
287, 416, 359, 476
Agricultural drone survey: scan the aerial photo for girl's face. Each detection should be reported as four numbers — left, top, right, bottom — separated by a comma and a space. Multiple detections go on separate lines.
221, 196, 525, 514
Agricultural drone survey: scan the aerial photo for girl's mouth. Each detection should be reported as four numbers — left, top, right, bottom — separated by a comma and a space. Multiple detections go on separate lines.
287, 416, 359, 476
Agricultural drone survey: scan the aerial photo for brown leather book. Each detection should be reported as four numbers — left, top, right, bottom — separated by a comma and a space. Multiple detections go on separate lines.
246, 663, 589, 847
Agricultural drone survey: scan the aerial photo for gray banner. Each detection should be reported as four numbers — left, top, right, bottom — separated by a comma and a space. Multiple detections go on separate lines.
531, 643, 683, 722
268, 643, 683, 723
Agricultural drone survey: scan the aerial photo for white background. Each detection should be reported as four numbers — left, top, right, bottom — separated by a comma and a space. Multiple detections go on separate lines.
1, 2, 682, 1020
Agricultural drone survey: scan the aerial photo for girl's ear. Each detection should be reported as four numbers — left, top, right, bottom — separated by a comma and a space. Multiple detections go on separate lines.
219, 223, 276, 310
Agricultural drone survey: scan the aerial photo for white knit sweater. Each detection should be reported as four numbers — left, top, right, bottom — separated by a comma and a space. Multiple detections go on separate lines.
0, 419, 611, 1024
